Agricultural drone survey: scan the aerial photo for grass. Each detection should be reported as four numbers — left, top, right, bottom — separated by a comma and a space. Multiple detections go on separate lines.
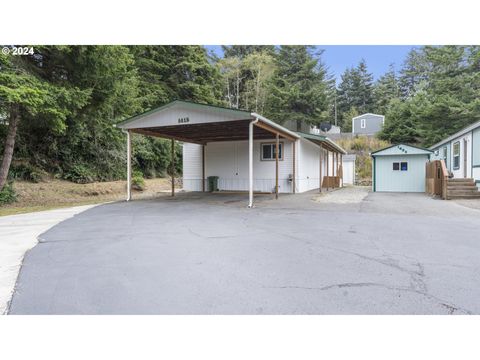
0, 178, 173, 217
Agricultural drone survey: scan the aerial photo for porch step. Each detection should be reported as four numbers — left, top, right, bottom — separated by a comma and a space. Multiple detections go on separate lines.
447, 178, 475, 184
447, 185, 478, 190
446, 178, 480, 199
448, 194, 480, 199
448, 189, 480, 195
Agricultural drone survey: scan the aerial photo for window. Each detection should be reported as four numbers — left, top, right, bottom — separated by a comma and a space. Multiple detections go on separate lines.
261, 143, 283, 161
453, 141, 460, 170
361, 118, 366, 129
393, 162, 408, 171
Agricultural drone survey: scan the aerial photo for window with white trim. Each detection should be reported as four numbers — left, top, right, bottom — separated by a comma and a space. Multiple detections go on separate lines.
261, 143, 283, 161
361, 118, 366, 129
453, 141, 460, 170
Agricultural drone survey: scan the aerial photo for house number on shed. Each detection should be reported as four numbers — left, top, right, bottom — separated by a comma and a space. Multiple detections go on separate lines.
178, 117, 190, 123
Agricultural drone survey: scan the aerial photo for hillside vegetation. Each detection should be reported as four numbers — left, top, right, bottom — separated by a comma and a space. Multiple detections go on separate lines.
1, 45, 479, 204
337, 136, 390, 185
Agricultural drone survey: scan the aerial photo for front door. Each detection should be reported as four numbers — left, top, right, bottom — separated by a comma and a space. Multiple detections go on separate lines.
463, 138, 468, 178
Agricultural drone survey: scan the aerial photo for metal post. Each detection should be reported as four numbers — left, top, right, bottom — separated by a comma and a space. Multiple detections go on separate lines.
326, 149, 329, 191
275, 133, 279, 200
292, 140, 296, 194
126, 130, 132, 201
171, 139, 175, 197
336, 152, 339, 187
340, 153, 343, 187
202, 144, 205, 192
248, 120, 254, 208
319, 145, 323, 192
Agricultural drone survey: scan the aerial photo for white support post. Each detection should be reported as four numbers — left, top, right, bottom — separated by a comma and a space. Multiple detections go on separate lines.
126, 130, 132, 201
248, 120, 254, 208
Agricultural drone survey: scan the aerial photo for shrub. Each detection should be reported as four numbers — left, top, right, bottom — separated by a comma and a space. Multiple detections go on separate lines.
132, 170, 145, 191
10, 163, 44, 183
0, 183, 17, 204
63, 164, 95, 184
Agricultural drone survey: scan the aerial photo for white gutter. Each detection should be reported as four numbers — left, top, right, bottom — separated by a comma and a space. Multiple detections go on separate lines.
250, 113, 300, 139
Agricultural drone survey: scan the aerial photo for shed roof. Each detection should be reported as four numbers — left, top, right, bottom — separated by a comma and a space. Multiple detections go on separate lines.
371, 143, 432, 157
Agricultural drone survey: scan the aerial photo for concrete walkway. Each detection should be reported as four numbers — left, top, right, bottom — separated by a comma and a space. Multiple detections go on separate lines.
0, 204, 98, 314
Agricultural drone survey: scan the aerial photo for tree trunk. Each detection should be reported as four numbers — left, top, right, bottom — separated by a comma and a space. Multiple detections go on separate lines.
0, 104, 20, 191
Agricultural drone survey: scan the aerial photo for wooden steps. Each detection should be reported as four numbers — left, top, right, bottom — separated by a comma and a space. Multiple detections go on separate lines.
446, 178, 480, 199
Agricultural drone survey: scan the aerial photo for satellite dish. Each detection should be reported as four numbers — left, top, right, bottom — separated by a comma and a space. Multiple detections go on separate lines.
319, 122, 332, 132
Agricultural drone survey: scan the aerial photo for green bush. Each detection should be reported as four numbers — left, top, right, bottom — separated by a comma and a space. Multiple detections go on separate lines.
63, 164, 95, 184
132, 170, 145, 191
10, 163, 43, 183
0, 183, 17, 205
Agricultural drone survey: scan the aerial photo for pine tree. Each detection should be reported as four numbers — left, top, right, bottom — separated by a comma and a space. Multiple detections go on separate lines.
267, 46, 331, 126
337, 59, 375, 129
373, 64, 400, 115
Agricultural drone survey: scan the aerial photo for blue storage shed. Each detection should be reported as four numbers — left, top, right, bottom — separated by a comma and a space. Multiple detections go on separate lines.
371, 144, 432, 192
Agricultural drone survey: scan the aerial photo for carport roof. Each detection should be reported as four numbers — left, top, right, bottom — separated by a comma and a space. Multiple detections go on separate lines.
296, 132, 347, 154
115, 100, 300, 144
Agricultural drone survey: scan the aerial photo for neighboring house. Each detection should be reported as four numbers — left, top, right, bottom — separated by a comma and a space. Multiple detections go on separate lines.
429, 120, 480, 187
352, 113, 385, 135
371, 144, 432, 192
116, 100, 348, 206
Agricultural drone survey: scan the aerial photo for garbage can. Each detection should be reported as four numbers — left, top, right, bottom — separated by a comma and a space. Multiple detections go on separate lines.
207, 176, 219, 192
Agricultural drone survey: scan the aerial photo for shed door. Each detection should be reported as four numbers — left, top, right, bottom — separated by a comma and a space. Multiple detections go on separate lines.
375, 155, 428, 192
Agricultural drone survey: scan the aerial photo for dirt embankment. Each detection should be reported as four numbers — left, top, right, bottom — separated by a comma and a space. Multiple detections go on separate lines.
1, 178, 174, 216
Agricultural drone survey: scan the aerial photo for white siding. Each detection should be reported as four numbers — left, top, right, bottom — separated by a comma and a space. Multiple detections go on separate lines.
183, 139, 296, 193
182, 143, 204, 191
297, 138, 321, 192
375, 155, 429, 192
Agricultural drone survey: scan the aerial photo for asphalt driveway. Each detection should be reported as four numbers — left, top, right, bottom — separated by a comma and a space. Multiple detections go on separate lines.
8, 190, 480, 314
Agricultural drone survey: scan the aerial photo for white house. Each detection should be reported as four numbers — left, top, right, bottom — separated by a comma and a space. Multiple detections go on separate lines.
116, 100, 347, 207
430, 119, 480, 188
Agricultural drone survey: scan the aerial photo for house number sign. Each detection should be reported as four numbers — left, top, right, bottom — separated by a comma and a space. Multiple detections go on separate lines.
178, 117, 190, 123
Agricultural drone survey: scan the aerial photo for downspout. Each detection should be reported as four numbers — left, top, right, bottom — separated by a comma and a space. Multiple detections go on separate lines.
248, 117, 259, 208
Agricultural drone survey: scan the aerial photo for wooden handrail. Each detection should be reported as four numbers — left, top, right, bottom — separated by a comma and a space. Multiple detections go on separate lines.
439, 159, 448, 199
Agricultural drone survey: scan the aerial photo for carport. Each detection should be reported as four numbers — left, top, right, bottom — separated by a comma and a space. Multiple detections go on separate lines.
115, 100, 300, 207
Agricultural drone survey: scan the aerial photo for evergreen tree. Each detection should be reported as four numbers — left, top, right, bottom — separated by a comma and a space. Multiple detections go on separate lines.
373, 64, 400, 115
267, 45, 331, 126
222, 45, 275, 58
337, 59, 375, 129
